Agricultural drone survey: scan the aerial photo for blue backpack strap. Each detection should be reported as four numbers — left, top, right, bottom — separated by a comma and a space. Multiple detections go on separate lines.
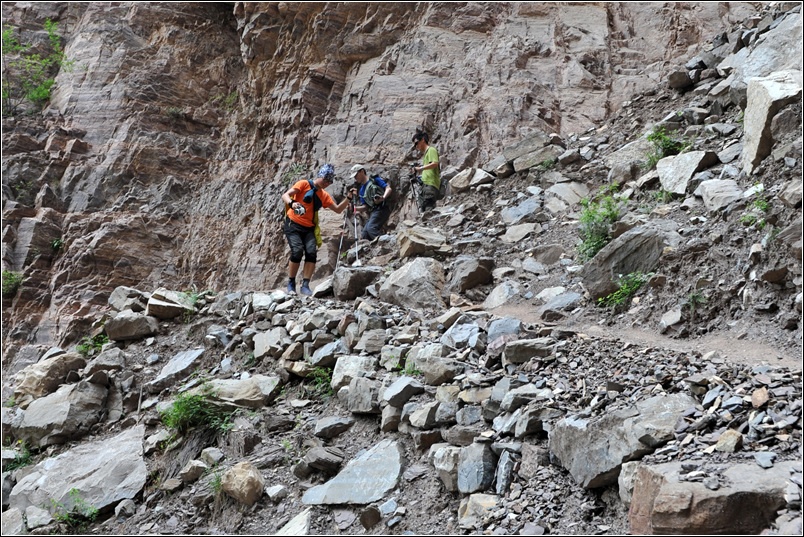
304, 179, 323, 211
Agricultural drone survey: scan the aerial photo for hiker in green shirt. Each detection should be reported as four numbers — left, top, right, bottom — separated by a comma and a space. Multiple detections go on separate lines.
412, 129, 440, 213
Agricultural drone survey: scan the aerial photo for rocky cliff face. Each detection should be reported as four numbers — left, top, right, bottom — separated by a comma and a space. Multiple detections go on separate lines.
1, 2, 767, 355
1, 3, 802, 536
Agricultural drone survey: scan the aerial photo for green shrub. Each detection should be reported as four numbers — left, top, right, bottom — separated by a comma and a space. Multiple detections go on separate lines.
160, 385, 233, 434
536, 158, 557, 171
307, 367, 334, 397
282, 163, 306, 187
577, 194, 623, 262
754, 198, 770, 212
5, 440, 32, 472
50, 237, 64, 251
597, 272, 652, 311
212, 90, 238, 111
2, 19, 73, 115
643, 126, 690, 170
2, 270, 23, 297
166, 106, 184, 119
75, 334, 109, 357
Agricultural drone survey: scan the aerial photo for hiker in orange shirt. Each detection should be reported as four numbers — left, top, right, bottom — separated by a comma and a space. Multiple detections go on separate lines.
281, 164, 353, 295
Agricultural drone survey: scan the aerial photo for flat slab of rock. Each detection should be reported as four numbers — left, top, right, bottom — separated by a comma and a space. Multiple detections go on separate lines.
549, 393, 697, 488
301, 439, 402, 505
8, 425, 147, 513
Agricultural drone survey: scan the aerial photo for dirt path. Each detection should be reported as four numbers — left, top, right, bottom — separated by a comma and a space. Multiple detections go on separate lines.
579, 324, 801, 370
491, 303, 802, 371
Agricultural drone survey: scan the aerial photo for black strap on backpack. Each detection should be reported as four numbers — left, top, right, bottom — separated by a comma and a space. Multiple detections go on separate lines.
303, 179, 323, 211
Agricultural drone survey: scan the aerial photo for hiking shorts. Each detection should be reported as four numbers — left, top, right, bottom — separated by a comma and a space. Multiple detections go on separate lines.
284, 217, 317, 263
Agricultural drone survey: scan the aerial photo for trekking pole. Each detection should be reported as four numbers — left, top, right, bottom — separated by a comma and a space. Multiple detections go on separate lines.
352, 200, 359, 264
335, 211, 348, 270
409, 167, 422, 215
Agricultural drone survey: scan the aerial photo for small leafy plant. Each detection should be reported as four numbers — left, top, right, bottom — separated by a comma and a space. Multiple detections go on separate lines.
5, 440, 32, 471
577, 191, 623, 262
212, 90, 238, 111
281, 438, 300, 466
402, 360, 423, 376
653, 189, 675, 204
686, 290, 707, 320
643, 125, 690, 170
306, 367, 334, 397
282, 162, 306, 188
166, 106, 185, 120
209, 468, 224, 495
2, 270, 23, 297
753, 197, 770, 213
75, 333, 109, 357
51, 488, 98, 531
536, 158, 557, 171
50, 237, 64, 251
740, 213, 766, 229
597, 272, 652, 311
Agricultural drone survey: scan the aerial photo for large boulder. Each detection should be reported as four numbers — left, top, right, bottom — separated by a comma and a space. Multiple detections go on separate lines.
379, 257, 446, 310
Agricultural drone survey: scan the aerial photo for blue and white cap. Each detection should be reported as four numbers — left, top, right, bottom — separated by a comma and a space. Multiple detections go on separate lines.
317, 163, 335, 181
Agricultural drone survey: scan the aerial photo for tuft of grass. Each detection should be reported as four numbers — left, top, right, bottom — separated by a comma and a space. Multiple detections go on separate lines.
653, 189, 675, 204
50, 237, 64, 251
212, 90, 238, 111
597, 272, 652, 311
160, 384, 233, 435
280, 438, 300, 466
209, 468, 224, 495
166, 106, 184, 120
282, 162, 306, 189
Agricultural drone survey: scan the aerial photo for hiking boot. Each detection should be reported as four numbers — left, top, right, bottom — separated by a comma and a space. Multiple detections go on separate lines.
287, 281, 296, 294
300, 284, 313, 296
